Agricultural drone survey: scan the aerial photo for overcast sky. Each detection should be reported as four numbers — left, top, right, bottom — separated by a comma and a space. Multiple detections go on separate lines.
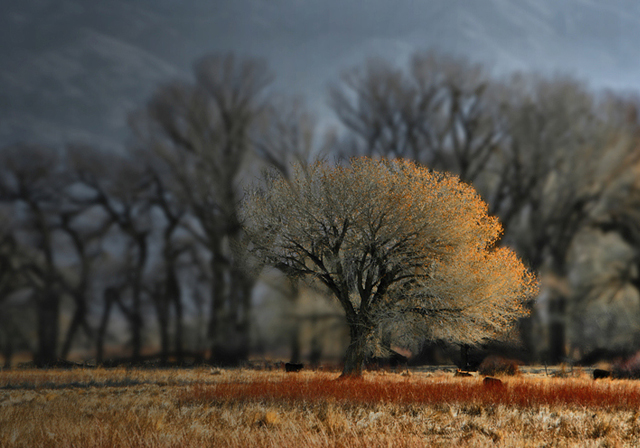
2, 0, 640, 148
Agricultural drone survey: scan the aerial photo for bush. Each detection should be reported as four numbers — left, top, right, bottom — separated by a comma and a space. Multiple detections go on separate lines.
478, 355, 521, 376
612, 351, 640, 379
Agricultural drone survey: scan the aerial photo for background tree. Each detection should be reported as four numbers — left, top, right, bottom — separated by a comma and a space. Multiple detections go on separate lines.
0, 144, 70, 366
329, 53, 640, 362
485, 76, 639, 361
0, 212, 33, 367
329, 52, 500, 182
69, 146, 155, 362
243, 158, 537, 376
131, 54, 314, 365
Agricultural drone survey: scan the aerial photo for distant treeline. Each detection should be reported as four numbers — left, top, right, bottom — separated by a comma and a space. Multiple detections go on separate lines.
2, 51, 640, 367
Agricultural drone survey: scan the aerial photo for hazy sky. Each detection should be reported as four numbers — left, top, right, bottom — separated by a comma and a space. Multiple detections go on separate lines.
206, 0, 640, 130
2, 0, 640, 147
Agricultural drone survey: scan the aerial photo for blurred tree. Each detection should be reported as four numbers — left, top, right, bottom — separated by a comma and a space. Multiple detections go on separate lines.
329, 53, 639, 362
68, 146, 154, 362
0, 144, 69, 366
131, 54, 270, 365
0, 213, 32, 367
243, 158, 537, 376
141, 154, 194, 365
329, 52, 500, 182
131, 54, 314, 365
587, 97, 640, 354
488, 77, 639, 361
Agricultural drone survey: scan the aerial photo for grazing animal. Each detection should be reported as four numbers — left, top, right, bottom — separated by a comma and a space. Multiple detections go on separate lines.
285, 362, 304, 372
593, 369, 611, 380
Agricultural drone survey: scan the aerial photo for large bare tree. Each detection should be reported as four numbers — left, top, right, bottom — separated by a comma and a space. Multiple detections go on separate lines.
243, 158, 537, 377
131, 54, 271, 365
132, 54, 314, 365
329, 52, 500, 182
329, 53, 640, 362
67, 145, 155, 362
0, 144, 66, 366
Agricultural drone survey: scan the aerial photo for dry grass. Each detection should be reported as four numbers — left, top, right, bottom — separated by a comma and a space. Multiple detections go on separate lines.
2, 367, 640, 447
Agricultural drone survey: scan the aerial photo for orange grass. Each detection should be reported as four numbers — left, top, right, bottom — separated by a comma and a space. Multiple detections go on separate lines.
4, 369, 640, 447
180, 376, 640, 411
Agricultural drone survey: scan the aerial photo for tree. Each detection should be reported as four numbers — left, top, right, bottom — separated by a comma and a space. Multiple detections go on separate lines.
0, 213, 32, 367
329, 52, 500, 182
130, 54, 272, 365
65, 144, 157, 362
243, 158, 537, 377
484, 77, 640, 361
329, 53, 640, 362
131, 53, 314, 365
0, 144, 69, 366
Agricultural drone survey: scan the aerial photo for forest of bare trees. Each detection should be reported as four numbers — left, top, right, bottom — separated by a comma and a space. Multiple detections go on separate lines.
2, 51, 640, 368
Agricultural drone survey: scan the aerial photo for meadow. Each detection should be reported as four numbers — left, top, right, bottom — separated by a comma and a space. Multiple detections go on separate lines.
1, 366, 640, 447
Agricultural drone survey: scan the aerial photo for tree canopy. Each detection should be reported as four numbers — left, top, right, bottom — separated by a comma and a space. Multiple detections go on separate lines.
243, 157, 538, 376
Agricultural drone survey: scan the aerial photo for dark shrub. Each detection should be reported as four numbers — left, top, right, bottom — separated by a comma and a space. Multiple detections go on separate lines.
612, 351, 640, 379
478, 355, 520, 376
482, 377, 504, 389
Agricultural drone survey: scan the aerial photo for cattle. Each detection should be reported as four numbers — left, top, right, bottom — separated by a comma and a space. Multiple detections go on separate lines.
593, 369, 611, 380
285, 362, 304, 372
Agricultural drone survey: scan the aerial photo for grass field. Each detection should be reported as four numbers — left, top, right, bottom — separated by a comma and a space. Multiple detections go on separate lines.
1, 366, 639, 447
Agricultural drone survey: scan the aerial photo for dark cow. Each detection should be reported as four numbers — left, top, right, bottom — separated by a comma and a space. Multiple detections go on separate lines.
593, 369, 611, 380
285, 362, 304, 372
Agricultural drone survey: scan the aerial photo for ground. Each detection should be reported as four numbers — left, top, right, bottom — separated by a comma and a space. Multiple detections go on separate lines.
1, 366, 638, 447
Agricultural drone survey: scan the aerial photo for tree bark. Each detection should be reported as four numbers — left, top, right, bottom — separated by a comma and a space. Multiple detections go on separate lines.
173, 286, 184, 364
96, 288, 116, 365
208, 254, 229, 365
341, 319, 372, 378
35, 291, 60, 367
548, 295, 566, 364
1, 324, 13, 368
60, 297, 90, 360
156, 292, 170, 365
130, 237, 148, 362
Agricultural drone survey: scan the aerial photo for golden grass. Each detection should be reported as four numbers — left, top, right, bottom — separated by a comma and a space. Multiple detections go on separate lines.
2, 368, 640, 447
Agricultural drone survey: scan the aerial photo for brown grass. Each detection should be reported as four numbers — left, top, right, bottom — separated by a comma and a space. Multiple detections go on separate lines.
2, 368, 640, 447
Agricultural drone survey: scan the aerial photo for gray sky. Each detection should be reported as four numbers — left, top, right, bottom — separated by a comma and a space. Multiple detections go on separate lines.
2, 0, 640, 148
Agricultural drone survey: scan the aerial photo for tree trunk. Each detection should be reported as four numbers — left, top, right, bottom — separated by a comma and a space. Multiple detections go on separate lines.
157, 295, 170, 365
131, 239, 148, 362
1, 325, 13, 369
288, 279, 301, 364
208, 255, 228, 365
35, 291, 60, 367
341, 322, 371, 378
131, 289, 143, 362
289, 324, 301, 364
234, 269, 253, 362
96, 288, 115, 365
548, 295, 566, 364
60, 297, 89, 360
2, 342, 11, 369
161, 261, 183, 364
173, 289, 184, 364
